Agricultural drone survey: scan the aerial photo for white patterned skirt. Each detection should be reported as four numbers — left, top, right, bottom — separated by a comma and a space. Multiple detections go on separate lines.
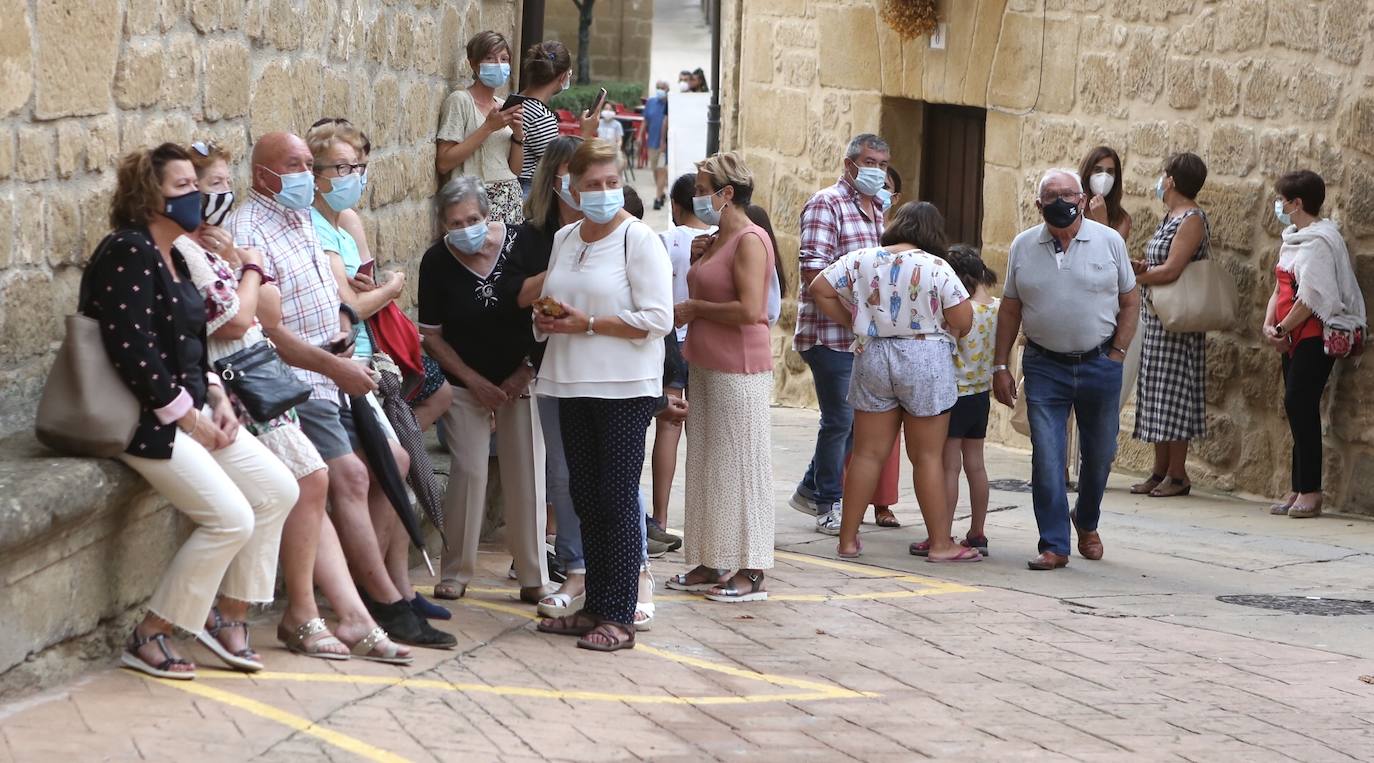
683, 368, 775, 571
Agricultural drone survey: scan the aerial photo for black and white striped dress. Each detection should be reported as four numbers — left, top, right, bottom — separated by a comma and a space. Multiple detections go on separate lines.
1134, 209, 1209, 443
520, 99, 562, 182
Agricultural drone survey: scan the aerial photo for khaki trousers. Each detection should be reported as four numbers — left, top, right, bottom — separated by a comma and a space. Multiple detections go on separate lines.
119, 427, 298, 633
439, 387, 548, 587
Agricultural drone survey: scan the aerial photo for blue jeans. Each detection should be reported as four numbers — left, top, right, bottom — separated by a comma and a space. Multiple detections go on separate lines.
1023, 348, 1123, 556
538, 396, 648, 573
797, 346, 855, 505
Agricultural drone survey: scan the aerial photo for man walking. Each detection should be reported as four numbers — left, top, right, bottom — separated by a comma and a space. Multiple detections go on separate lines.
228, 131, 456, 647
791, 134, 896, 535
992, 168, 1138, 571
644, 80, 670, 210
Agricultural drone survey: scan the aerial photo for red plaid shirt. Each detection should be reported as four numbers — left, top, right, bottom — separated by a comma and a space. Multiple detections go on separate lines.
225, 190, 342, 401
793, 177, 884, 352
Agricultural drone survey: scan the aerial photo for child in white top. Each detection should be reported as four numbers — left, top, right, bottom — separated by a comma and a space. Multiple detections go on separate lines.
944, 245, 1000, 555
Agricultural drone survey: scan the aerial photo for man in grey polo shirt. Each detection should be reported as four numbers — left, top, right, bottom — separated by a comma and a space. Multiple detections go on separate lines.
992, 168, 1139, 571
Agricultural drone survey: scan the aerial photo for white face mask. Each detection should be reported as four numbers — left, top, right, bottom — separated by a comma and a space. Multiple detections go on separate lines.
677, 81, 690, 92
561, 74, 571, 92
1088, 172, 1114, 197
600, 109, 616, 121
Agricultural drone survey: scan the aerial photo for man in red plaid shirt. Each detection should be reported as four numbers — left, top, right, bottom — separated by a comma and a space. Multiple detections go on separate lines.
790, 134, 893, 535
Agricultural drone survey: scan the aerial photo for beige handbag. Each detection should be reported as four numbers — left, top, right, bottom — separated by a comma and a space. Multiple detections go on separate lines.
1010, 378, 1030, 436
1146, 258, 1238, 333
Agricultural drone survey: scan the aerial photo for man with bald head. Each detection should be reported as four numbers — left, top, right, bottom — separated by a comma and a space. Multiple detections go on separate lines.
226, 131, 455, 648
992, 168, 1138, 571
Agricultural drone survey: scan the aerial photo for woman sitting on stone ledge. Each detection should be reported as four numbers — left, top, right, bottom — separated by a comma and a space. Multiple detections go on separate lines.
86, 143, 299, 680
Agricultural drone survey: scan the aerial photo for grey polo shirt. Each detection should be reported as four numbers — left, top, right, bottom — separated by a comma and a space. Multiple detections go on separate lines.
1003, 218, 1136, 354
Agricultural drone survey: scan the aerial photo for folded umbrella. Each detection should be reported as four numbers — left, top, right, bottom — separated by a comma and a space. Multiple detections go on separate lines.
346, 391, 435, 577
371, 352, 447, 550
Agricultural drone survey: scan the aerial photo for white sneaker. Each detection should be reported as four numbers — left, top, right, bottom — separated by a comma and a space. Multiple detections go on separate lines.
816, 507, 842, 536
789, 489, 821, 517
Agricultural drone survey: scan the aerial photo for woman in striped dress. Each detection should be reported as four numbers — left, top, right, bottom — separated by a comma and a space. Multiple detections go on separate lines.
1131, 153, 1211, 497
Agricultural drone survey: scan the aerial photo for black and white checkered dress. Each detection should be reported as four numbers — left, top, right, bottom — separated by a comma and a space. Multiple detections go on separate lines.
1134, 209, 1209, 443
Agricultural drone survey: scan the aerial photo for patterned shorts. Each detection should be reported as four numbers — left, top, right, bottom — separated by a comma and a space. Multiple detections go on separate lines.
848, 337, 958, 417
409, 355, 447, 405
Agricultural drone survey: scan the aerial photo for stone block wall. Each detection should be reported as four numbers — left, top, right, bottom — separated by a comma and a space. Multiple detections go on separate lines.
723, 0, 1374, 512
544, 0, 653, 85
0, 0, 521, 437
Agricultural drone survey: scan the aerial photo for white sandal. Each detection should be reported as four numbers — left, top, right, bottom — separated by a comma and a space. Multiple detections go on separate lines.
536, 590, 586, 618
636, 568, 655, 632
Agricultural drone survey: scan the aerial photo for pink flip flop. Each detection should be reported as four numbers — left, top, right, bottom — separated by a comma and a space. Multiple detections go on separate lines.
926, 546, 984, 564
837, 540, 863, 559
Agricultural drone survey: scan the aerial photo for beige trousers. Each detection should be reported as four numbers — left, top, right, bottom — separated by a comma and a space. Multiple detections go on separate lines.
119, 427, 298, 633
439, 388, 548, 588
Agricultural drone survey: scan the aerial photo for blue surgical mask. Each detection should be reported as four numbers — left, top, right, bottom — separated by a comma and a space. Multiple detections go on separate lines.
853, 166, 886, 197
478, 62, 510, 88
1154, 175, 1166, 201
163, 190, 203, 232
359, 169, 369, 189
656, 88, 669, 99
556, 174, 580, 211
262, 167, 315, 210
321, 173, 363, 212
446, 221, 489, 254
876, 188, 893, 209
693, 189, 724, 225
579, 188, 624, 224
1275, 199, 1292, 227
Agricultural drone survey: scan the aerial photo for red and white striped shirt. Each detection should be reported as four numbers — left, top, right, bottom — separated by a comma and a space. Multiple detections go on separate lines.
793, 177, 884, 353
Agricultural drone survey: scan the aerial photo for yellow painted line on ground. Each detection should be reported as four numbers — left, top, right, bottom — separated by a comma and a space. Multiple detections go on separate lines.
206, 671, 859, 706
142, 674, 412, 763
774, 549, 980, 594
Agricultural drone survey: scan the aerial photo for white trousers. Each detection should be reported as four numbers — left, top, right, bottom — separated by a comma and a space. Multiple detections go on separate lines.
119, 427, 298, 633
439, 388, 548, 587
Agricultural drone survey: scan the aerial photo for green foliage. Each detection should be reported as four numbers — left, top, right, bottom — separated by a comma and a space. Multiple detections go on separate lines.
548, 82, 646, 115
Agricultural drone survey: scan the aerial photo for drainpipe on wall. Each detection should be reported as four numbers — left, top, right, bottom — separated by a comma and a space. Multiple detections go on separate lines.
705, 0, 721, 155
519, 0, 546, 91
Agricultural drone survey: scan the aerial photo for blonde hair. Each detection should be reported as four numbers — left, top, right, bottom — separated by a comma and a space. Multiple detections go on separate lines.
305, 121, 365, 160
569, 138, 620, 182
695, 151, 755, 204
188, 140, 233, 176
524, 135, 583, 230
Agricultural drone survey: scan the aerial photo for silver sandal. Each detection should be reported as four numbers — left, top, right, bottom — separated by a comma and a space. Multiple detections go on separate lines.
276, 617, 349, 661
348, 626, 413, 665
704, 572, 768, 603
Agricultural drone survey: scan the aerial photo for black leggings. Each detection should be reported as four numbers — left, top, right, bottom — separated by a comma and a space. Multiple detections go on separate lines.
1282, 338, 1335, 493
559, 396, 657, 625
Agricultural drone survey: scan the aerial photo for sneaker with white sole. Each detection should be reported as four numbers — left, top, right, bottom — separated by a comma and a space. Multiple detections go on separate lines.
789, 489, 821, 516
816, 507, 842, 535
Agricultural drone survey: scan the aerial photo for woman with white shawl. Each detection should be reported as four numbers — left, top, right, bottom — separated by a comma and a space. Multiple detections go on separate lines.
1263, 170, 1367, 518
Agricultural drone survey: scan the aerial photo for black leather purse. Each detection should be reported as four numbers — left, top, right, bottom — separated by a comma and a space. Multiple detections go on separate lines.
212, 341, 311, 422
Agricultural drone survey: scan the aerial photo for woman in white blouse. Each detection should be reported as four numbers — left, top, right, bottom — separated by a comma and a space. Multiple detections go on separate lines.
531, 139, 674, 652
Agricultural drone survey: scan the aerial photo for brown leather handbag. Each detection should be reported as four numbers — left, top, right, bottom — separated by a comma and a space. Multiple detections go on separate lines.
34, 240, 140, 457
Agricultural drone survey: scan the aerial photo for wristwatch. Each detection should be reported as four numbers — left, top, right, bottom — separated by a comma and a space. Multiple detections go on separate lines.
1273, 323, 1287, 337
586, 316, 597, 336
338, 303, 361, 327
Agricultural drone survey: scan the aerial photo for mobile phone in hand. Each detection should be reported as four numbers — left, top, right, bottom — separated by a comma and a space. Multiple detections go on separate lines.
584, 88, 608, 118
357, 259, 376, 278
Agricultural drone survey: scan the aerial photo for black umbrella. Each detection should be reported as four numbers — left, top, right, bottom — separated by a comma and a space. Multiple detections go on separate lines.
346, 393, 435, 577
371, 354, 447, 550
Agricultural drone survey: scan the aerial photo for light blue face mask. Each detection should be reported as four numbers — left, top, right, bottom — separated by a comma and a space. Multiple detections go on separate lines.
1154, 175, 1166, 201
446, 221, 489, 254
556, 174, 580, 211
1275, 199, 1293, 226
579, 188, 624, 224
853, 165, 886, 197
478, 62, 511, 88
262, 167, 315, 210
692, 189, 724, 225
321, 172, 363, 212
876, 188, 893, 209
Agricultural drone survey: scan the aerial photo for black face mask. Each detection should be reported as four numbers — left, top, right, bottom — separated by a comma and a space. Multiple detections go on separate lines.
163, 190, 204, 233
1041, 197, 1081, 229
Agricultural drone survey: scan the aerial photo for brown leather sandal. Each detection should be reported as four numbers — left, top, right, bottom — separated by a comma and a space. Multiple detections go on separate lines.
536, 610, 600, 637
1131, 474, 1165, 494
1150, 477, 1192, 498
576, 621, 636, 652
873, 506, 901, 527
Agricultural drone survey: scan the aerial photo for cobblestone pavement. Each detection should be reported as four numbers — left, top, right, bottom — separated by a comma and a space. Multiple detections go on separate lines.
3, 407, 1374, 762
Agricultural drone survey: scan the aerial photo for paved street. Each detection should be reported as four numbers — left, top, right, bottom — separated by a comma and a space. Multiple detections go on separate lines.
3, 406, 1374, 762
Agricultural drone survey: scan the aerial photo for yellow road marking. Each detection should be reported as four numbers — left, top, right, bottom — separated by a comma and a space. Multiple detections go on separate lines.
774, 549, 980, 594
141, 675, 412, 763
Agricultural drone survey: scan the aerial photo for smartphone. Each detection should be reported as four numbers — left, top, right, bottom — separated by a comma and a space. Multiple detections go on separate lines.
357, 259, 376, 278
500, 94, 537, 112
584, 88, 608, 118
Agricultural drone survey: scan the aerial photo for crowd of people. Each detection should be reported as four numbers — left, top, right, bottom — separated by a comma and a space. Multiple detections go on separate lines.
60, 28, 1366, 675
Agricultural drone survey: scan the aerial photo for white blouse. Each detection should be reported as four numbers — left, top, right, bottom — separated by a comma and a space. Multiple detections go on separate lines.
535, 218, 674, 399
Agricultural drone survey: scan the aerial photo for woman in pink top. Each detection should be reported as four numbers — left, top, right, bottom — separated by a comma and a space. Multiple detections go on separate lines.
668, 152, 777, 603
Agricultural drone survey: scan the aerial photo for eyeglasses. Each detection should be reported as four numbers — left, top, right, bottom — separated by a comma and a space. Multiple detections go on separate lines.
318, 162, 369, 177
1040, 191, 1084, 204
311, 117, 352, 128
190, 140, 217, 157
572, 243, 592, 271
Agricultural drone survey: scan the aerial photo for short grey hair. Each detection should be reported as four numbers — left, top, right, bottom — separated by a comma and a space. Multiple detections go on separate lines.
845, 133, 890, 162
1037, 168, 1082, 197
438, 175, 490, 218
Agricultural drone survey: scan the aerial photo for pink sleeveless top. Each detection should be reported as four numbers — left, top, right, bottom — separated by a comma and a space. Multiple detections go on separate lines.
683, 225, 776, 374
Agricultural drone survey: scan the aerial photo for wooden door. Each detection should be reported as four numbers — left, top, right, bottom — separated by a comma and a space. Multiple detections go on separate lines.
919, 104, 986, 247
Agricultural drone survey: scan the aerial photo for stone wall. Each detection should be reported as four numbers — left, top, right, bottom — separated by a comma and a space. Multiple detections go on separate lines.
723, 0, 1374, 512
0, 0, 521, 437
544, 0, 653, 85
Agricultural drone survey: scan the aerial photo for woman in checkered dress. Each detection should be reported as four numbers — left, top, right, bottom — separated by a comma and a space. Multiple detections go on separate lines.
1131, 153, 1211, 497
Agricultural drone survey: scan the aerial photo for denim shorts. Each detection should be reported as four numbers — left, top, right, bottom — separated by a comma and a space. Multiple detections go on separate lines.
848, 337, 957, 417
